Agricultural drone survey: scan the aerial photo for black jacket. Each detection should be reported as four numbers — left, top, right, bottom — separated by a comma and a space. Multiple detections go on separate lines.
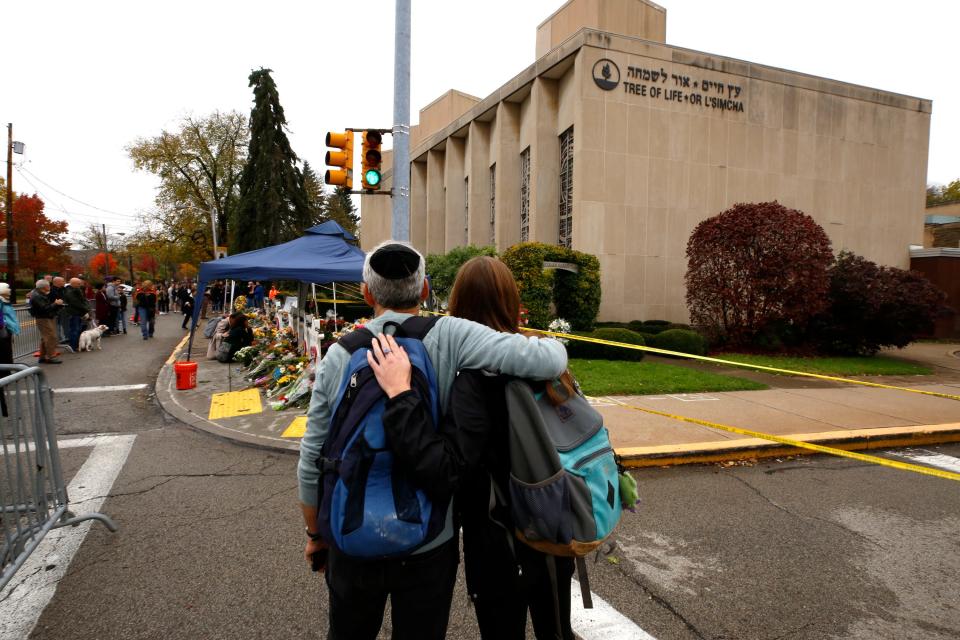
382, 370, 510, 512
29, 289, 60, 319
61, 286, 89, 317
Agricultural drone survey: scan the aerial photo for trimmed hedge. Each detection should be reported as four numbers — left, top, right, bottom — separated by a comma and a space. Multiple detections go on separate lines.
648, 329, 707, 357
501, 242, 601, 330
566, 328, 646, 361
627, 320, 689, 335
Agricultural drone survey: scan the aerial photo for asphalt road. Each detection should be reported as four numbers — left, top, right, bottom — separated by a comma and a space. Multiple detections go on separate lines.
3, 316, 959, 639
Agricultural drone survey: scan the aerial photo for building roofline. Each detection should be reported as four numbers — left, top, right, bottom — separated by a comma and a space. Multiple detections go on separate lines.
411, 26, 932, 161
536, 0, 666, 31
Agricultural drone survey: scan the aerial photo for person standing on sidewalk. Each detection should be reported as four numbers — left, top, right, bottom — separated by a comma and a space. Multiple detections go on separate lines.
105, 278, 121, 335
135, 281, 158, 340
28, 280, 64, 364
180, 287, 195, 330
62, 278, 91, 352
0, 283, 21, 417
50, 276, 68, 345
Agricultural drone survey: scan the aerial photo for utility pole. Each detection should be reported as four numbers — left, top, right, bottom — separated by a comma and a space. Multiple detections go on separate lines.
210, 205, 219, 259
391, 0, 411, 241
102, 223, 109, 281
6, 124, 16, 302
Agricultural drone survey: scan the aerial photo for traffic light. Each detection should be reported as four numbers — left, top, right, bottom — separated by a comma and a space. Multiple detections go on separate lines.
325, 131, 353, 190
361, 130, 383, 191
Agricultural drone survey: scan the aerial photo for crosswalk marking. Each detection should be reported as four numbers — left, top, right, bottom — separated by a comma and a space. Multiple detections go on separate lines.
0, 434, 136, 639
888, 448, 960, 474
571, 578, 658, 640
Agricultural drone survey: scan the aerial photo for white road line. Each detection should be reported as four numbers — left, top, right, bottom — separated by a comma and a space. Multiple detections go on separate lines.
888, 449, 960, 474
53, 384, 148, 394
571, 578, 658, 640
0, 434, 136, 639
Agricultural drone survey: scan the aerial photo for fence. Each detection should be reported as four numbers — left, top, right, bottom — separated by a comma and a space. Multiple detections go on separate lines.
12, 304, 40, 361
0, 365, 117, 591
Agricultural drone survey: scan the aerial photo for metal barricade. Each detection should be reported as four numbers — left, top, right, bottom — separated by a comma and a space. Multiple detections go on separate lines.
12, 304, 40, 361
0, 365, 117, 591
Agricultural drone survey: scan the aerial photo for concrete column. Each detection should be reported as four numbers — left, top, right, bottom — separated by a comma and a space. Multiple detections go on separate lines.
444, 138, 466, 251
425, 149, 446, 255
410, 160, 427, 253
494, 102, 521, 249
466, 121, 491, 246
531, 77, 560, 244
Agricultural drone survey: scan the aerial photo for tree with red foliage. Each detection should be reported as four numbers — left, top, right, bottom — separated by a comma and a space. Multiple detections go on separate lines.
0, 193, 71, 279
88, 253, 119, 280
135, 255, 159, 278
811, 251, 947, 355
685, 201, 833, 348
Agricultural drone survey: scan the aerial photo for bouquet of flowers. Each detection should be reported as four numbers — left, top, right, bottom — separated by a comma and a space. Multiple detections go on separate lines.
233, 295, 247, 311
547, 318, 572, 345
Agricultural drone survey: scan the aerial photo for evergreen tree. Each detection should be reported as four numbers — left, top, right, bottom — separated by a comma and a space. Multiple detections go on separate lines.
323, 186, 360, 238
302, 161, 326, 225
233, 68, 312, 253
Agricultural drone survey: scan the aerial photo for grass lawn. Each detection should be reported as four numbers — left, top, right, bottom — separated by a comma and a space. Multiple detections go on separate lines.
569, 359, 768, 397
714, 353, 932, 376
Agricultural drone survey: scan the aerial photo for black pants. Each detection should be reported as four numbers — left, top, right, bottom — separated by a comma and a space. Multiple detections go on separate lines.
0, 334, 12, 417
325, 539, 458, 640
463, 520, 576, 640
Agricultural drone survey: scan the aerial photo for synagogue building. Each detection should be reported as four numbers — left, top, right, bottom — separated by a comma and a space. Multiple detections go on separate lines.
361, 0, 931, 323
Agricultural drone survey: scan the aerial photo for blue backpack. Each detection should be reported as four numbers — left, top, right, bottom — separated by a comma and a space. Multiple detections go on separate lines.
315, 316, 446, 558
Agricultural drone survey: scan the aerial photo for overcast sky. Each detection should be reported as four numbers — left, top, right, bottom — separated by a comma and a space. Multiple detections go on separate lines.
4, 0, 956, 242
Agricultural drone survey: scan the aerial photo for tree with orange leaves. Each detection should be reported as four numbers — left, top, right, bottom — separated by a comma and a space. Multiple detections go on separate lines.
0, 192, 71, 280
88, 253, 119, 280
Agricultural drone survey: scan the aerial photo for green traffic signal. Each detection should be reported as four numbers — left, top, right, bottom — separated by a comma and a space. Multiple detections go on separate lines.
364, 169, 381, 186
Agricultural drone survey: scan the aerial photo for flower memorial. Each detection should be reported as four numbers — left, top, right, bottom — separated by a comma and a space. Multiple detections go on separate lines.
226, 309, 367, 411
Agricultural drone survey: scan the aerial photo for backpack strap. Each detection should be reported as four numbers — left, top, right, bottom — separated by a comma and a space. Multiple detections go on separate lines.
396, 315, 439, 340
337, 327, 375, 354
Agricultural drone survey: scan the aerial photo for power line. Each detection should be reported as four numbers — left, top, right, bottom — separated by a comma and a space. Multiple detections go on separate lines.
16, 165, 142, 220
13, 168, 137, 231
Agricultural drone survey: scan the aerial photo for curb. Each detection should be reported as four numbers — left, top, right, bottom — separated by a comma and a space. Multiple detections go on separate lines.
617, 423, 960, 468
155, 340, 299, 456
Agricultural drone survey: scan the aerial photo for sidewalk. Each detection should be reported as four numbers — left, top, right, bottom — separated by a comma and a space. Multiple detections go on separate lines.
156, 339, 960, 465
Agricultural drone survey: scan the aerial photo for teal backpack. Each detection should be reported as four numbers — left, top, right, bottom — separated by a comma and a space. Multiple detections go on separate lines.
504, 378, 630, 612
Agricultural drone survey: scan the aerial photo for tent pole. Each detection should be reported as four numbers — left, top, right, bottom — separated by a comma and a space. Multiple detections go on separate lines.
333, 283, 337, 320
229, 280, 235, 311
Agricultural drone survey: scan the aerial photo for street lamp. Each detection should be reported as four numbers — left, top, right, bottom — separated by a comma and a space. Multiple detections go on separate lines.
172, 203, 218, 260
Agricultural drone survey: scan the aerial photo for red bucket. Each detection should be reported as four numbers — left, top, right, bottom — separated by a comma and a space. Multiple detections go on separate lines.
174, 361, 198, 390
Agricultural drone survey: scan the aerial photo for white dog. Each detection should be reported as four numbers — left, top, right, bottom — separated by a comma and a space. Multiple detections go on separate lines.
78, 325, 108, 351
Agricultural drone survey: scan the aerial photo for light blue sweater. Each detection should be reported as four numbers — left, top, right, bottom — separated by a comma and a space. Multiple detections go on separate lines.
298, 310, 568, 508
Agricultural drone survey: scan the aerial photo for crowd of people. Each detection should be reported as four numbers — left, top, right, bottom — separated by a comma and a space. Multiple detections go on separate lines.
0, 275, 223, 366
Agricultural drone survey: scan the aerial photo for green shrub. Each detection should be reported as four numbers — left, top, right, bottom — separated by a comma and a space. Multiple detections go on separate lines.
648, 329, 707, 357
566, 328, 646, 361
425, 245, 498, 301
501, 242, 601, 330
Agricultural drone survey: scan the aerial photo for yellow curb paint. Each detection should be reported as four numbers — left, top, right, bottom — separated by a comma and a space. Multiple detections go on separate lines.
166, 335, 190, 365
604, 396, 960, 482
282, 416, 308, 438
209, 388, 263, 420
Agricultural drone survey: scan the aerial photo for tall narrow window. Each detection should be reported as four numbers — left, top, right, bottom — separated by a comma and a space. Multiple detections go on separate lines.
489, 164, 496, 246
520, 147, 531, 242
464, 177, 470, 245
558, 126, 574, 248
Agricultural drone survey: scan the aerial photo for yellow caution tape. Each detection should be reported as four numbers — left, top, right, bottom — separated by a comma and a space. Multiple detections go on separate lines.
312, 298, 363, 304
601, 395, 960, 482
423, 310, 960, 402
525, 327, 960, 402
420, 311, 960, 481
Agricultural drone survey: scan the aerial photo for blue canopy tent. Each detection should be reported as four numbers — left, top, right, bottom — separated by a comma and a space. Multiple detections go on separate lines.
185, 221, 366, 360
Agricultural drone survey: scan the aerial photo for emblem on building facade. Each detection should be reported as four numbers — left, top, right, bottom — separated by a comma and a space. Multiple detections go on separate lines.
592, 58, 620, 90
